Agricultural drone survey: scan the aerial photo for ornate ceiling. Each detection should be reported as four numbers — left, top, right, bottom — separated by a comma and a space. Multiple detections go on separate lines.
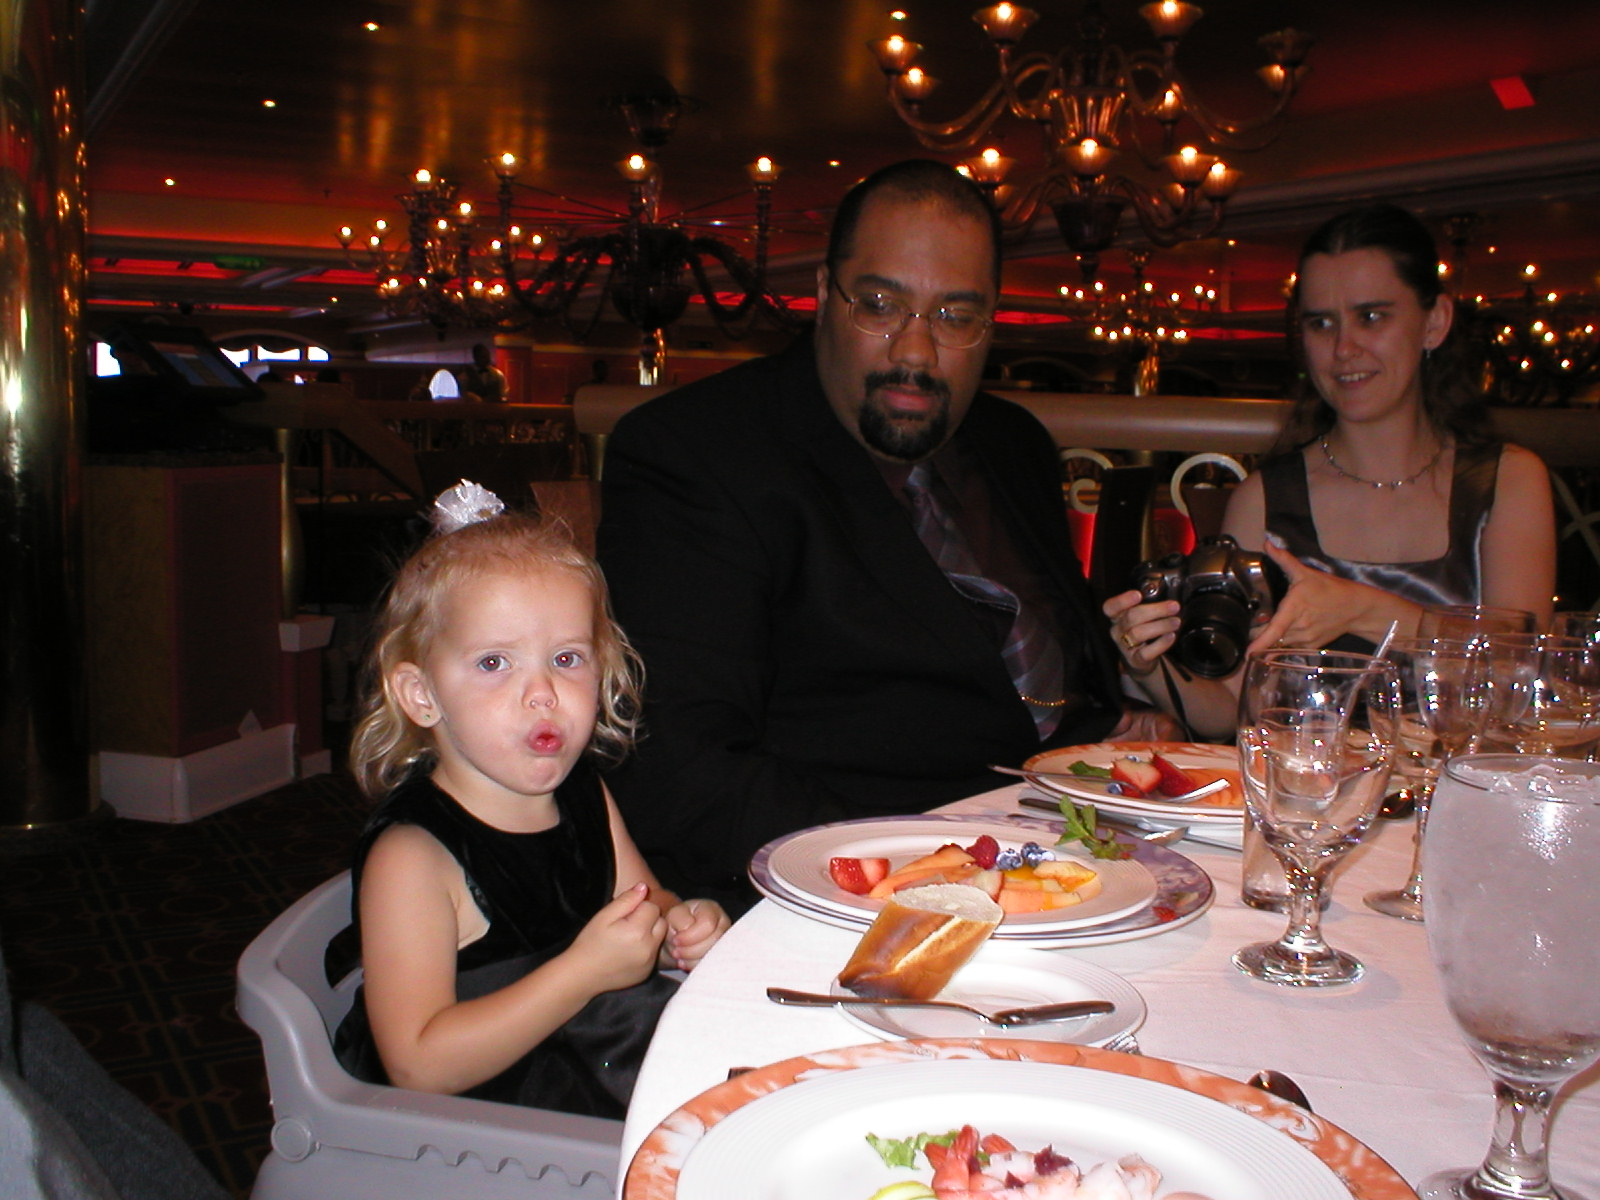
82, 0, 1600, 344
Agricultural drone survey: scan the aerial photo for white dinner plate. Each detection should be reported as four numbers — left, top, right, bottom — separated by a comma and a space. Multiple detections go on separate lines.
1026, 741, 1246, 823
674, 1059, 1347, 1200
763, 815, 1156, 931
828, 941, 1146, 1046
752, 815, 1215, 949
625, 1040, 1419, 1200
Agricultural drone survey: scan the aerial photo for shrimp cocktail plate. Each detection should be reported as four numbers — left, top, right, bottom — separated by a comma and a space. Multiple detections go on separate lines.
624, 1039, 1418, 1200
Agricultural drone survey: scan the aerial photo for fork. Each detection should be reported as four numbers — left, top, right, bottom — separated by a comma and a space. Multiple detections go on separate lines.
765, 987, 1114, 1028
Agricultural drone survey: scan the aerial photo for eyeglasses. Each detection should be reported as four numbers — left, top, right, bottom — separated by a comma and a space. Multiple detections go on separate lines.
829, 277, 994, 349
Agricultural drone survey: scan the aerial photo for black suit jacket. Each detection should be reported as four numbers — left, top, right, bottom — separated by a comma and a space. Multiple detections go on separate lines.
596, 338, 1123, 898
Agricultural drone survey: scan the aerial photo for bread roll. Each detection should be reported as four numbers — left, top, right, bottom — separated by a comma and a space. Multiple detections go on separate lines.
837, 883, 1002, 1001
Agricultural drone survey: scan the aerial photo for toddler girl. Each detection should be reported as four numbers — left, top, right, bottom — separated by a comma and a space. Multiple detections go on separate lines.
334, 482, 728, 1117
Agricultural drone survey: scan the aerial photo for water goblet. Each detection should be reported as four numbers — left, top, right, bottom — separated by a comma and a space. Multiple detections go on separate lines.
1417, 604, 1536, 644
1484, 633, 1600, 757
1364, 637, 1491, 922
1418, 755, 1600, 1200
1547, 611, 1600, 646
1233, 649, 1400, 987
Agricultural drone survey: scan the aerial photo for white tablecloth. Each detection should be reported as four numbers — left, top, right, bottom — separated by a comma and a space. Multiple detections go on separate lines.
621, 784, 1600, 1194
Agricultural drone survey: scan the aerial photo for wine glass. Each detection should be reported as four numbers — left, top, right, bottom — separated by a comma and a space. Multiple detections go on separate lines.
1419, 754, 1600, 1200
1364, 638, 1490, 922
1234, 649, 1400, 987
1417, 604, 1536, 644
1484, 633, 1600, 757
1547, 611, 1600, 646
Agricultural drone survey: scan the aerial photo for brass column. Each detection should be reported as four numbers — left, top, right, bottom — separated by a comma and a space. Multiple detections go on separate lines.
0, 0, 91, 825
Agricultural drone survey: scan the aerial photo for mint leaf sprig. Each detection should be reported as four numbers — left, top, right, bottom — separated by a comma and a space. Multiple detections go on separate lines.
1055, 798, 1132, 860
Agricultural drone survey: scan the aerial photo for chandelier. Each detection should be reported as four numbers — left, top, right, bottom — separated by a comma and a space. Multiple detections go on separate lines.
1473, 264, 1600, 407
340, 91, 796, 380
1443, 215, 1600, 408
1059, 247, 1216, 391
870, 2, 1312, 279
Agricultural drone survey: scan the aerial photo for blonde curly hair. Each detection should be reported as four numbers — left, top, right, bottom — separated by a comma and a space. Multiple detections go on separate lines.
348, 510, 642, 800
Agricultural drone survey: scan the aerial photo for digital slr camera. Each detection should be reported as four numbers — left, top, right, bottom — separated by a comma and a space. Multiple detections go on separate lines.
1131, 534, 1286, 679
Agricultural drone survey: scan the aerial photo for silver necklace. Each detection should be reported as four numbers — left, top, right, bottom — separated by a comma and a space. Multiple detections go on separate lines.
1319, 437, 1445, 490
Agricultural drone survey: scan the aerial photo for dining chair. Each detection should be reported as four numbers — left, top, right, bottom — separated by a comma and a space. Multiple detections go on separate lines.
236, 872, 622, 1200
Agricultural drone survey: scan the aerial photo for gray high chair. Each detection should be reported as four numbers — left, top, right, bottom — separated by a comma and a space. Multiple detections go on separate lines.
236, 872, 624, 1200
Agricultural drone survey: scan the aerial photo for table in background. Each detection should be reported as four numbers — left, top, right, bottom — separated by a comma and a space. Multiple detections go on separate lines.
621, 783, 1600, 1193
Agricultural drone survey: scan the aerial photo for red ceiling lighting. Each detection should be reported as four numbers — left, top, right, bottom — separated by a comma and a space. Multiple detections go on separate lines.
1490, 76, 1535, 110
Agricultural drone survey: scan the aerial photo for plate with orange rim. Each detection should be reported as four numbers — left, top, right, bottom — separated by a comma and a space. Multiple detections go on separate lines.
1026, 741, 1246, 823
623, 1039, 1418, 1200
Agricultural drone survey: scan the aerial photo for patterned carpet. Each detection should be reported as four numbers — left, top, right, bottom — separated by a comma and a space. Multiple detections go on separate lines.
0, 771, 370, 1197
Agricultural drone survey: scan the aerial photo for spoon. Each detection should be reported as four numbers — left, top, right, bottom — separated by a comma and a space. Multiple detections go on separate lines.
766, 986, 1114, 1028
988, 763, 1231, 803
1015, 795, 1189, 846
1247, 1068, 1313, 1111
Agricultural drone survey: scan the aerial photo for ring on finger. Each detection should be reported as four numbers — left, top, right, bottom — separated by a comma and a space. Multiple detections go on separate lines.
1120, 632, 1139, 650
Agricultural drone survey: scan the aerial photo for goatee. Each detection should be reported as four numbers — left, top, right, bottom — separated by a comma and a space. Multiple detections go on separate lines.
859, 370, 951, 461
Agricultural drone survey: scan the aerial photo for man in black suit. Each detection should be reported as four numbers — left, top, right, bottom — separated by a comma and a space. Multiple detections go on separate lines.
597, 160, 1166, 906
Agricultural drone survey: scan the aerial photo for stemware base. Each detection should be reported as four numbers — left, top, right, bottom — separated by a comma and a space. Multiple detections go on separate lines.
1364, 886, 1424, 921
1419, 1166, 1591, 1200
1232, 939, 1364, 987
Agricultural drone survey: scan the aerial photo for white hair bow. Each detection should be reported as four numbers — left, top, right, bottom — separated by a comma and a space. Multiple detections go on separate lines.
432, 479, 505, 533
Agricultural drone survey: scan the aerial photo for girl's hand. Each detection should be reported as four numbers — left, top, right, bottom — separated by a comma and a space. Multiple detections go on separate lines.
663, 899, 731, 971
1103, 589, 1181, 676
568, 883, 667, 993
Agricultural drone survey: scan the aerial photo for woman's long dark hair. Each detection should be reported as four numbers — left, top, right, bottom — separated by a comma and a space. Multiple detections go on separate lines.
1273, 203, 1495, 456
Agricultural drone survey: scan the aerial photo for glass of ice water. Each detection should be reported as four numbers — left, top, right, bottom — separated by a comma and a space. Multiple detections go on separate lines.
1420, 754, 1600, 1200
1234, 650, 1400, 987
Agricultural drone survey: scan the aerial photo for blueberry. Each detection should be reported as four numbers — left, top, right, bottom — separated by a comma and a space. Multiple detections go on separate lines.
995, 848, 1023, 870
1020, 841, 1055, 866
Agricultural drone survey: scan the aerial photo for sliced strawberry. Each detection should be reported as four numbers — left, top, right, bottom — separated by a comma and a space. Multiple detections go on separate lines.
1110, 758, 1160, 798
827, 856, 889, 895
1152, 752, 1200, 797
965, 833, 1000, 868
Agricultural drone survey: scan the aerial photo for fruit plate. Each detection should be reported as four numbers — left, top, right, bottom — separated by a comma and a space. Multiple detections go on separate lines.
761, 814, 1156, 930
1026, 741, 1246, 822
751, 814, 1214, 949
827, 941, 1146, 1047
623, 1039, 1419, 1200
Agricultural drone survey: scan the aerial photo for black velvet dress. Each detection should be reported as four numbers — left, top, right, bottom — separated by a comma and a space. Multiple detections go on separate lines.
332, 761, 677, 1118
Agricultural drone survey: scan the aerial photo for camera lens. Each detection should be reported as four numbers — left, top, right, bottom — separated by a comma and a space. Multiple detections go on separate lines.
1174, 591, 1252, 678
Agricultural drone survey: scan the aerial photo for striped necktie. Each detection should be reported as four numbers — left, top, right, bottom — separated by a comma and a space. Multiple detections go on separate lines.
903, 462, 1066, 737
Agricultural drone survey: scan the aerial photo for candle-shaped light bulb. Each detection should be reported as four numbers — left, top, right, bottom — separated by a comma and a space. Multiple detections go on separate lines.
496, 152, 518, 176
414, 168, 432, 189
747, 156, 781, 185
338, 226, 353, 244
973, 2, 1037, 46
869, 34, 922, 74
895, 66, 936, 102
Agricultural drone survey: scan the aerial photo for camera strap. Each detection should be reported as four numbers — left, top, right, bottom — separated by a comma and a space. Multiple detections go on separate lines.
1156, 656, 1196, 743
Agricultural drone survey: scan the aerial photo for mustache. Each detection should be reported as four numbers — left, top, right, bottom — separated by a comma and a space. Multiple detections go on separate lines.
864, 369, 949, 401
